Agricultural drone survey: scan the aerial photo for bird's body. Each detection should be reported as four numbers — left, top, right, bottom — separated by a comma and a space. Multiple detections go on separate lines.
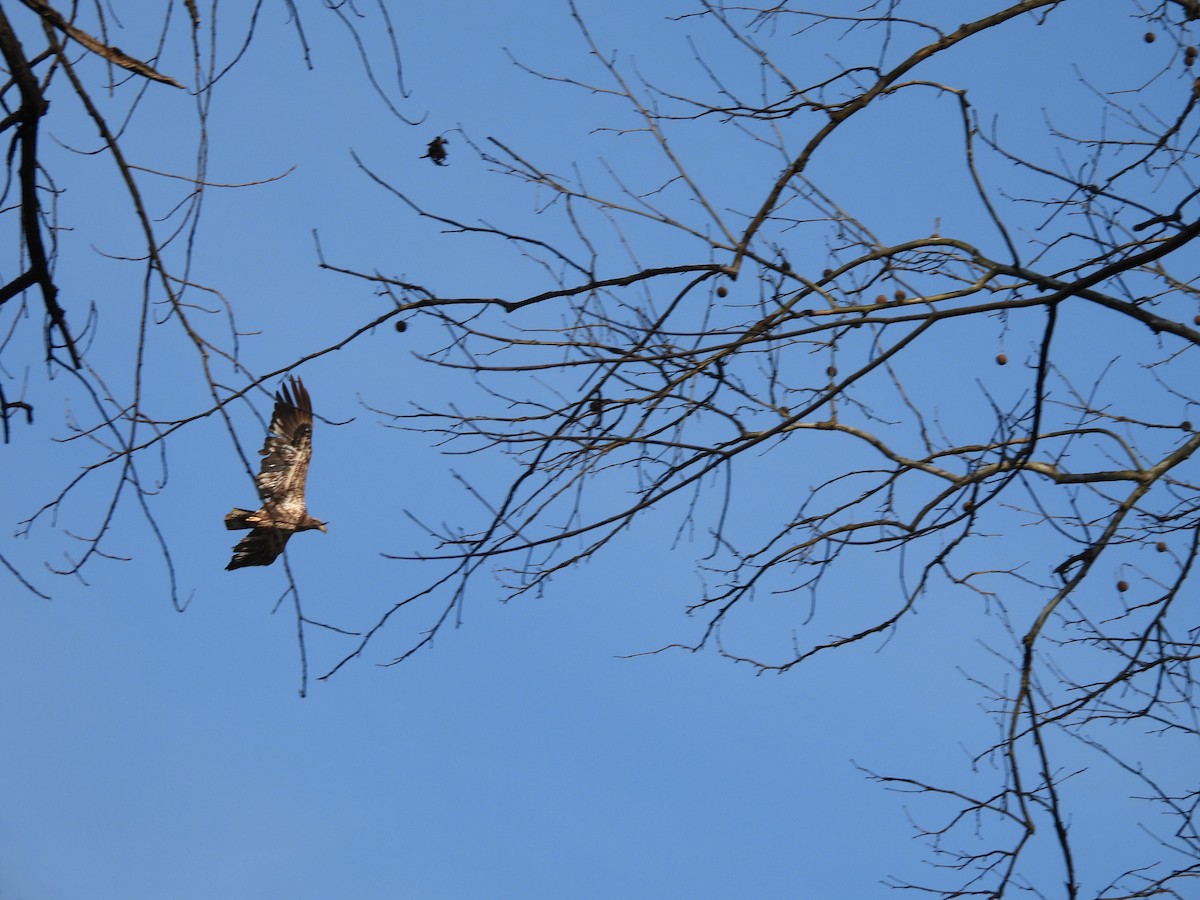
421, 135, 448, 166
225, 377, 325, 570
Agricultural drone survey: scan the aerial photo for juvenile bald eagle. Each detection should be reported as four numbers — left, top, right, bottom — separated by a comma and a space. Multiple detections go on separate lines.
225, 377, 326, 570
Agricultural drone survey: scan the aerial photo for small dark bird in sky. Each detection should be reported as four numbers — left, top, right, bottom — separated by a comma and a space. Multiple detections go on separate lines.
421, 136, 449, 166
224, 377, 326, 569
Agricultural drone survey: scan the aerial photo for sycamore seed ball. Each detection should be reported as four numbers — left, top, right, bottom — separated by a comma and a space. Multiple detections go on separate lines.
894, 289, 906, 301
716, 285, 728, 298
1156, 541, 1167, 552
1144, 31, 1156, 43
1117, 580, 1129, 592
395, 320, 408, 333
996, 353, 1008, 365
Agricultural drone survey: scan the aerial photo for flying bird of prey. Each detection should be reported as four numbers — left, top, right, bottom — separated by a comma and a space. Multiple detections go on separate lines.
225, 377, 326, 570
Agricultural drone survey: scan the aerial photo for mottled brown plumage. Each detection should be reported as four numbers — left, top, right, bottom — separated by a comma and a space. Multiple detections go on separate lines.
225, 377, 325, 569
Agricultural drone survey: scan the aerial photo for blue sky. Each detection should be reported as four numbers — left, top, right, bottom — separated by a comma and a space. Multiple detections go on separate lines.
1, 2, 1195, 897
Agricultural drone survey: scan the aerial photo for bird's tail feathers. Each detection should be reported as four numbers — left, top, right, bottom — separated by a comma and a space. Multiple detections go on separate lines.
224, 508, 256, 530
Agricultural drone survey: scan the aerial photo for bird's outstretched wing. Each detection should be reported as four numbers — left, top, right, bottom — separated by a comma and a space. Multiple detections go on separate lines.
255, 376, 313, 518
226, 527, 291, 570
